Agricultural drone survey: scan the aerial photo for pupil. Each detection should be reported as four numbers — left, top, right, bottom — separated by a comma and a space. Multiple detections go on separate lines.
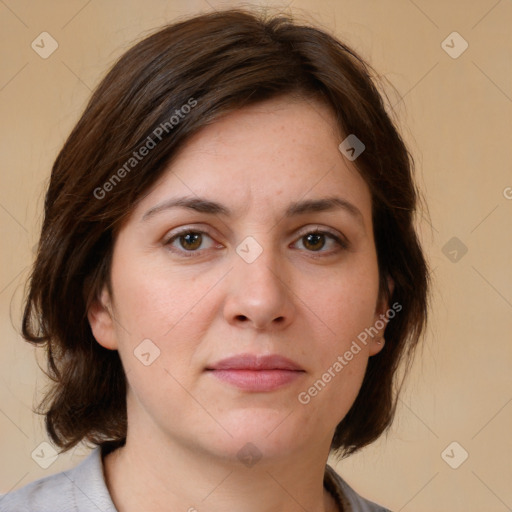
181, 233, 202, 250
305, 233, 324, 251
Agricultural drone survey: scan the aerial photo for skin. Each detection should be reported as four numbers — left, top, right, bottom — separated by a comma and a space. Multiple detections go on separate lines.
88, 95, 393, 512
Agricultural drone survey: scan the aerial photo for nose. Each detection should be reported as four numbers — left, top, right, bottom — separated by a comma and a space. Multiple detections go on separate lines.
223, 246, 295, 331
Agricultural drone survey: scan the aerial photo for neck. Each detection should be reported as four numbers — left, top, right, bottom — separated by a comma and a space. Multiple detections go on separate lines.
103, 428, 339, 512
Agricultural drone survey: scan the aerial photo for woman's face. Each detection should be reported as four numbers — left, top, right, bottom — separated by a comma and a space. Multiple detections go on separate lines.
89, 96, 391, 463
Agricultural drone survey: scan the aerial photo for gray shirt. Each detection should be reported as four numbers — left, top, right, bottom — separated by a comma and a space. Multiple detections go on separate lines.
0, 448, 391, 511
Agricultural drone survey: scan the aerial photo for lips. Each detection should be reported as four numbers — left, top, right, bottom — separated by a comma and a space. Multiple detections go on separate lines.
206, 353, 305, 392
207, 353, 303, 371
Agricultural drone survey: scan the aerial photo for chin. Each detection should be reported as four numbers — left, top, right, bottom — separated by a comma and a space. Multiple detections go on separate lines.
205, 408, 311, 462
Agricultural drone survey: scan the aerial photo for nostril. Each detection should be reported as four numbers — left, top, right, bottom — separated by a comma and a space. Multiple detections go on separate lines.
235, 315, 249, 322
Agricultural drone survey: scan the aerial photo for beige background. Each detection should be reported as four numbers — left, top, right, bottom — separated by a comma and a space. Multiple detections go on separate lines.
1, 0, 511, 510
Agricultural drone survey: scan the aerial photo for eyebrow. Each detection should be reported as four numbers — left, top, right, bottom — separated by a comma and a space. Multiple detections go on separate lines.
142, 195, 364, 227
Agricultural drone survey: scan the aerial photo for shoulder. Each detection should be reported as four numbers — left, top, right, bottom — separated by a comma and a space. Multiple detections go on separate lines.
325, 464, 393, 512
0, 448, 117, 512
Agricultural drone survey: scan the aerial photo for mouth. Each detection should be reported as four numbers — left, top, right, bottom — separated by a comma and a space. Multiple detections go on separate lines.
205, 353, 305, 392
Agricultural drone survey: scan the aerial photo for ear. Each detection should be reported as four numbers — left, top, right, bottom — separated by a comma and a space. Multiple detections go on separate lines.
87, 286, 118, 350
369, 275, 395, 356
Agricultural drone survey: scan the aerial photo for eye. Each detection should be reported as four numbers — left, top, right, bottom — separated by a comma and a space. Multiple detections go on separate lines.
293, 230, 348, 253
164, 229, 219, 255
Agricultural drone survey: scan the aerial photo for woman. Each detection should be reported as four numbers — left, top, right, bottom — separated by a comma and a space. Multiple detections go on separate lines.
1, 9, 429, 512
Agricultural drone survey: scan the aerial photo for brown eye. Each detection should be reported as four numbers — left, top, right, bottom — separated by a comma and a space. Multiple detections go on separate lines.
179, 232, 203, 250
293, 230, 348, 254
163, 229, 223, 258
302, 233, 326, 251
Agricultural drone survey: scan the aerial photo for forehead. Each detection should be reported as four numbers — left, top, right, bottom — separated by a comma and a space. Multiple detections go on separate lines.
134, 96, 373, 227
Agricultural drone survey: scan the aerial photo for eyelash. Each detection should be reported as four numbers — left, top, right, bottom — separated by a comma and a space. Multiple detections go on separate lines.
163, 228, 349, 258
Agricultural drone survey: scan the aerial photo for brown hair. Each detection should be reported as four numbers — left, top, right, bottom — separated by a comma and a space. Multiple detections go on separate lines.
22, 8, 430, 457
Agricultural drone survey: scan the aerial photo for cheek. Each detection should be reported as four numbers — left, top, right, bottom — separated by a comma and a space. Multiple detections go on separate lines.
304, 260, 380, 348
107, 261, 218, 402
110, 251, 218, 342
293, 260, 379, 417
108, 266, 219, 419
296, 354, 368, 434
